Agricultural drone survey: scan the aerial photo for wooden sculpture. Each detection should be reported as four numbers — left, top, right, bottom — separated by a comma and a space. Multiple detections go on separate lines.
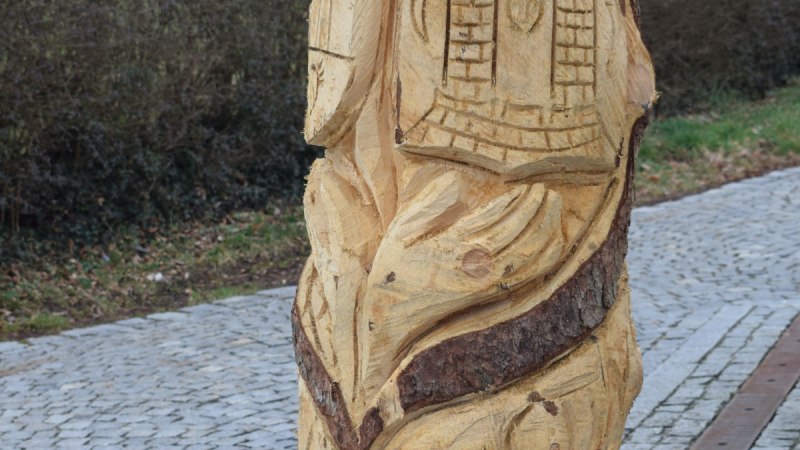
293, 0, 655, 448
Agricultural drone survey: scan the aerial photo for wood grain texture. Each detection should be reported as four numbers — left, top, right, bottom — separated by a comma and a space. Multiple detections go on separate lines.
294, 0, 655, 447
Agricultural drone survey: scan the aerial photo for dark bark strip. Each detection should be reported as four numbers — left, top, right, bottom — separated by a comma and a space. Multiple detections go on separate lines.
292, 306, 384, 450
630, 0, 642, 28
397, 116, 649, 413
292, 115, 650, 447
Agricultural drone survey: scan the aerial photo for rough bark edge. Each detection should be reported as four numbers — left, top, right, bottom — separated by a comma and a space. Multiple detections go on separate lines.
397, 115, 649, 412
293, 115, 651, 447
630, 0, 642, 29
620, 0, 643, 29
292, 305, 384, 450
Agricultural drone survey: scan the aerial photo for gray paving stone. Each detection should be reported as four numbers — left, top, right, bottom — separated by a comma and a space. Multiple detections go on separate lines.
256, 286, 297, 299
3, 430, 34, 442
23, 437, 59, 449
1, 409, 25, 420
0, 341, 27, 354
755, 381, 800, 449
216, 295, 262, 308
57, 428, 92, 439
58, 420, 93, 430
180, 303, 230, 315
147, 312, 189, 321
623, 167, 800, 448
627, 304, 752, 429
53, 437, 90, 449
113, 318, 150, 328
624, 432, 663, 449
60, 324, 125, 338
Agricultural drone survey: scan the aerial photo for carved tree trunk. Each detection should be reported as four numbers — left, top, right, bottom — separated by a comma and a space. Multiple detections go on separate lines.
293, 0, 655, 448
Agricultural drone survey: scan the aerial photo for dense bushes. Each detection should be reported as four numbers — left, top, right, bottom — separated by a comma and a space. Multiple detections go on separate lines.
641, 0, 800, 114
2, 0, 800, 247
1, 0, 316, 245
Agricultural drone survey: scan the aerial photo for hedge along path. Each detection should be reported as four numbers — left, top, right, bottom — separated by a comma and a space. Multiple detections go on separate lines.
292, 0, 656, 448
0, 0, 316, 241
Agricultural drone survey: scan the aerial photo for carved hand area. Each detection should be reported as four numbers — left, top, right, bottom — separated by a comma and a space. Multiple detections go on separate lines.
362, 171, 566, 393
381, 173, 564, 290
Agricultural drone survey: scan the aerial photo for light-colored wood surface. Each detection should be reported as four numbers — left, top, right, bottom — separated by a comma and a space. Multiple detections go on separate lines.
295, 0, 655, 448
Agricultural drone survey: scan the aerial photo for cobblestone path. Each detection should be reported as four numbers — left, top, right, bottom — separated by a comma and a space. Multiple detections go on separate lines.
1, 168, 799, 450
623, 167, 800, 450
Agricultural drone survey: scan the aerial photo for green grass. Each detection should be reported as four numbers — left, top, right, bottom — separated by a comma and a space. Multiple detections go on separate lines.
641, 83, 800, 162
192, 285, 260, 305
1, 208, 309, 341
635, 82, 800, 203
5, 313, 70, 336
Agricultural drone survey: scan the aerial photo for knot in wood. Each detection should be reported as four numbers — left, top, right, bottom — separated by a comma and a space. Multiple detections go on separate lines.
462, 249, 492, 278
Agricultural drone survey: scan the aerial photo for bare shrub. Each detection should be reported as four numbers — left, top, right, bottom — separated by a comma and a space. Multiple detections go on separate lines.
0, 0, 316, 244
641, 0, 800, 114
